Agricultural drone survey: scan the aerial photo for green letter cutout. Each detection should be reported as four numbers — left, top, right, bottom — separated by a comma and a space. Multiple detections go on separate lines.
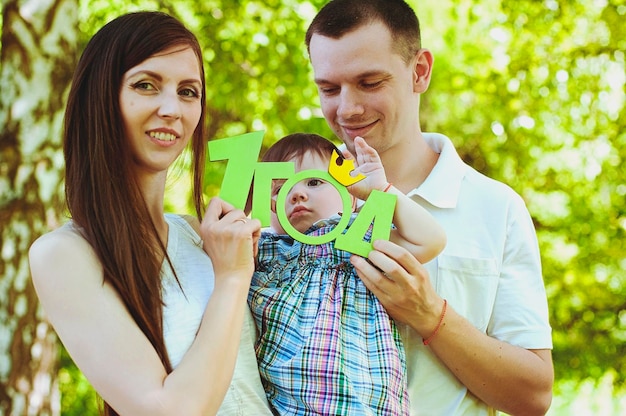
208, 132, 398, 257
208, 131, 263, 209
251, 162, 295, 227
275, 169, 353, 245
334, 190, 397, 257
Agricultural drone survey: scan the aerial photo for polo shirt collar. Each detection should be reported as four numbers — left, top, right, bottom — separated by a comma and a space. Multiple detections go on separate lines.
406, 133, 467, 209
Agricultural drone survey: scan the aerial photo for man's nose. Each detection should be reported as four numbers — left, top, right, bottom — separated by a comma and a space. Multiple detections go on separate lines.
337, 88, 365, 119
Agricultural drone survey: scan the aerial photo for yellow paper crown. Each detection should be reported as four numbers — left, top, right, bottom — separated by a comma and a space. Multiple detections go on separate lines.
328, 149, 366, 186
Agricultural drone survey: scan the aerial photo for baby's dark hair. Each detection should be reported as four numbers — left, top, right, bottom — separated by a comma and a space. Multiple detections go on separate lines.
262, 133, 341, 164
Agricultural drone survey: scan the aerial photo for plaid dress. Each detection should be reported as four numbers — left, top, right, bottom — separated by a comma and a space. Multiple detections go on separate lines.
248, 216, 410, 415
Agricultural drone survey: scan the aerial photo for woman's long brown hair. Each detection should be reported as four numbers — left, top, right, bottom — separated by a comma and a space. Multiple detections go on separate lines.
63, 11, 206, 415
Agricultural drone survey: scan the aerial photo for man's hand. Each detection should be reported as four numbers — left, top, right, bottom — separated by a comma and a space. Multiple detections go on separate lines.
351, 239, 554, 415
350, 239, 444, 335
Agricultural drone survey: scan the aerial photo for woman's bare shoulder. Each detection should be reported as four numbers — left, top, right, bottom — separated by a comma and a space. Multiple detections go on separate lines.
29, 224, 102, 295
30, 223, 93, 262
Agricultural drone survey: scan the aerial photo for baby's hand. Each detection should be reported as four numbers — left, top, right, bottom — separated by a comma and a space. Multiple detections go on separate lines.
343, 137, 388, 201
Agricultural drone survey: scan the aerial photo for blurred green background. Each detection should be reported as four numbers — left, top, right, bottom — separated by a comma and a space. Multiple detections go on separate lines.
1, 0, 624, 414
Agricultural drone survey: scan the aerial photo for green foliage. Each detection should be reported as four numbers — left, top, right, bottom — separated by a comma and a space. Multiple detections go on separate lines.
58, 346, 100, 415
57, 0, 625, 412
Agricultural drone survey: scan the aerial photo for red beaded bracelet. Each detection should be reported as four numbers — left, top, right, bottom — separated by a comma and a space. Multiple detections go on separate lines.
423, 299, 447, 346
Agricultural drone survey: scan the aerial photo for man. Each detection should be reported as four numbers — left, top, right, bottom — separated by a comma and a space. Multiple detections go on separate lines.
305, 0, 554, 414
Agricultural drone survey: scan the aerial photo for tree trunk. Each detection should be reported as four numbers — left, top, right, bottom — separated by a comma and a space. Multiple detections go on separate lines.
1, 0, 78, 414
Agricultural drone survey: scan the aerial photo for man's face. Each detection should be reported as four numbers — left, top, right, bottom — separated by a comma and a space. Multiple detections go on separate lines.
309, 21, 422, 157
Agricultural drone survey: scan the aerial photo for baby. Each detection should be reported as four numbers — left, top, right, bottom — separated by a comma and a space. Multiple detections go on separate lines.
248, 133, 446, 415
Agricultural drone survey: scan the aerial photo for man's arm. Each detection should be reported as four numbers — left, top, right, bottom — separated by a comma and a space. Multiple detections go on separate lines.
345, 136, 446, 263
350, 240, 554, 416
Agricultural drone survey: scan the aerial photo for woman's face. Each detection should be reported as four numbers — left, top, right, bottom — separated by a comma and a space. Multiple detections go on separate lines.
119, 45, 202, 176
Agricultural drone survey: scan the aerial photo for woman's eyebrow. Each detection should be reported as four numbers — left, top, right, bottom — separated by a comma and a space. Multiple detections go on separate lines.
124, 69, 202, 86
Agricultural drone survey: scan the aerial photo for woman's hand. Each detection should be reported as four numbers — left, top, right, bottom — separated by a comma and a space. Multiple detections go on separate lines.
200, 197, 261, 283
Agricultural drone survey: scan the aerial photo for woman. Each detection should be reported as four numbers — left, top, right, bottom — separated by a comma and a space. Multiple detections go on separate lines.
29, 11, 271, 416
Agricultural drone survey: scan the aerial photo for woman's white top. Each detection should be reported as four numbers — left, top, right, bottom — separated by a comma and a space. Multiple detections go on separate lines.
161, 214, 271, 415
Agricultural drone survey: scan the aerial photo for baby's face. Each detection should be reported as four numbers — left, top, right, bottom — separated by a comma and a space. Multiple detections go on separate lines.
270, 151, 344, 234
